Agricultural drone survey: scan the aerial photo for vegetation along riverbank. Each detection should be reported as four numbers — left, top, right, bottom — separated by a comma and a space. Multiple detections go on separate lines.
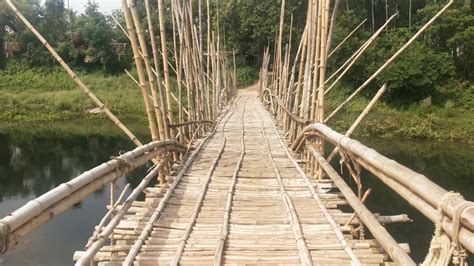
0, 1, 472, 143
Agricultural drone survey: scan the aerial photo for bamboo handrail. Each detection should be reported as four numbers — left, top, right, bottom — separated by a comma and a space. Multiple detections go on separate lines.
293, 123, 474, 253
6, 0, 143, 147
0, 141, 186, 254
325, 0, 455, 122
75, 155, 172, 266
270, 94, 309, 125
308, 145, 416, 265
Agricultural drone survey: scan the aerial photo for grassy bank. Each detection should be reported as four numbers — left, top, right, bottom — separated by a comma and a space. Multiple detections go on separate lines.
326, 84, 474, 144
0, 66, 472, 143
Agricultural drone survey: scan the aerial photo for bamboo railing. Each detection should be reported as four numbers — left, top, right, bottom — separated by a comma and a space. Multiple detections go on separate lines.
293, 124, 474, 254
0, 141, 186, 254
258, 0, 469, 263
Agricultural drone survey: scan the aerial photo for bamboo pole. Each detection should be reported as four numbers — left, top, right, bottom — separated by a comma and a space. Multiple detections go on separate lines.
325, 0, 455, 122
263, 108, 361, 265
326, 0, 341, 54
308, 145, 416, 266
170, 140, 226, 266
0, 141, 185, 254
292, 123, 474, 239
158, 0, 174, 130
75, 156, 172, 266
326, 83, 387, 162
128, 0, 168, 141
328, 18, 367, 58
143, 0, 171, 142
122, 111, 230, 265
324, 13, 398, 95
258, 114, 313, 266
5, 0, 144, 147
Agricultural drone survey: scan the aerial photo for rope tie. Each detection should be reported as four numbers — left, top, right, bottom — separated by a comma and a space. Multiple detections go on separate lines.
422, 192, 470, 266
110, 153, 134, 177
0, 221, 11, 254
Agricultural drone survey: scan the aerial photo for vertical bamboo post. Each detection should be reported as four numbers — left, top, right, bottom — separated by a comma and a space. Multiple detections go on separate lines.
5, 0, 145, 147
158, 0, 174, 134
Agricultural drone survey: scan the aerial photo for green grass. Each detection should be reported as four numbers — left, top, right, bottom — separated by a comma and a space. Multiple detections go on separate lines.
325, 84, 474, 144
0, 65, 472, 143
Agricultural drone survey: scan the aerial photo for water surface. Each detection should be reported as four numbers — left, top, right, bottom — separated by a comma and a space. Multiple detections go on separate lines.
0, 120, 472, 265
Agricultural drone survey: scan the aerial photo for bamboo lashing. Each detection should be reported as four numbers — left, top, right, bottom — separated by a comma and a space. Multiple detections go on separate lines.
0, 141, 185, 254
75, 156, 173, 266
308, 145, 416, 265
293, 123, 474, 253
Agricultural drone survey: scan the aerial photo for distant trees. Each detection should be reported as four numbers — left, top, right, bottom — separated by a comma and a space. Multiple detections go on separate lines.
0, 0, 128, 73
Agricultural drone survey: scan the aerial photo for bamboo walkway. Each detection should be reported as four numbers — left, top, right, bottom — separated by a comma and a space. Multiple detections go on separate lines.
73, 90, 396, 265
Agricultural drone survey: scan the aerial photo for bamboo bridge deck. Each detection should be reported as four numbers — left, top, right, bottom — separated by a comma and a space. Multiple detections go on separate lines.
75, 91, 394, 265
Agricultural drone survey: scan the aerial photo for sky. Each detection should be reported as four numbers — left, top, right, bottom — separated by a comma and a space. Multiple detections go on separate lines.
65, 0, 121, 14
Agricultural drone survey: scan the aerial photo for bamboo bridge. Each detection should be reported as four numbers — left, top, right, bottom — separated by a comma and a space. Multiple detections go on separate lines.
1, 0, 473, 265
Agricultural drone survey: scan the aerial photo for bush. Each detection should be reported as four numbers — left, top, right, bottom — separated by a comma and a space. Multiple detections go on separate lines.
236, 66, 258, 88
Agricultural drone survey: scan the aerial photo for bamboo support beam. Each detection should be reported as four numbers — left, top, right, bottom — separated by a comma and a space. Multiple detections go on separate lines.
168, 120, 213, 128
328, 19, 367, 58
327, 83, 387, 162
214, 99, 247, 265
308, 145, 416, 265
6, 0, 143, 147
0, 141, 185, 254
75, 156, 173, 266
324, 14, 397, 95
293, 123, 474, 253
264, 108, 361, 265
325, 0, 454, 122
170, 140, 226, 266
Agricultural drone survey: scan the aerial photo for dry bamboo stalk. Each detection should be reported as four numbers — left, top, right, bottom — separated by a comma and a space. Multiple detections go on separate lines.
326, 0, 341, 54
168, 120, 213, 128
5, 0, 144, 147
324, 13, 397, 95
75, 156, 172, 266
85, 184, 131, 248
128, 0, 168, 140
264, 109, 361, 265
292, 123, 474, 235
121, 1, 162, 142
325, 0, 454, 122
328, 18, 367, 58
170, 140, 226, 266
0, 141, 185, 254
258, 114, 313, 266
326, 83, 387, 162
158, 0, 174, 129
344, 188, 373, 227
214, 100, 246, 265
143, 0, 171, 141
308, 145, 415, 265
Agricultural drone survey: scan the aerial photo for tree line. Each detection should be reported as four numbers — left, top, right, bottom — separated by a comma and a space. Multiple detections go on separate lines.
0, 0, 472, 103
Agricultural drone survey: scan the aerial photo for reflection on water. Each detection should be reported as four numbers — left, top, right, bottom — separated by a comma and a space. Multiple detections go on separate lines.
0, 120, 472, 264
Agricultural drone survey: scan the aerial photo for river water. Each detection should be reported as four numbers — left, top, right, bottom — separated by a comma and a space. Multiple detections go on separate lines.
0, 120, 472, 265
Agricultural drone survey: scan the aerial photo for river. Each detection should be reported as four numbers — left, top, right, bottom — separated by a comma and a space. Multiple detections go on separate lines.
0, 119, 472, 265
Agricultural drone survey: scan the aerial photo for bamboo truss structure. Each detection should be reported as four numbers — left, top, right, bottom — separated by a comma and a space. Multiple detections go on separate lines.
1, 0, 472, 265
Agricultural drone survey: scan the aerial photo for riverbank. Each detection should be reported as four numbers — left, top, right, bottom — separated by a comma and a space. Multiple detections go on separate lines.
0, 68, 472, 143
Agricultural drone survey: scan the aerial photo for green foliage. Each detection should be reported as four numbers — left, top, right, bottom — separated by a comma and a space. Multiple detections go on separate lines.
236, 66, 258, 88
